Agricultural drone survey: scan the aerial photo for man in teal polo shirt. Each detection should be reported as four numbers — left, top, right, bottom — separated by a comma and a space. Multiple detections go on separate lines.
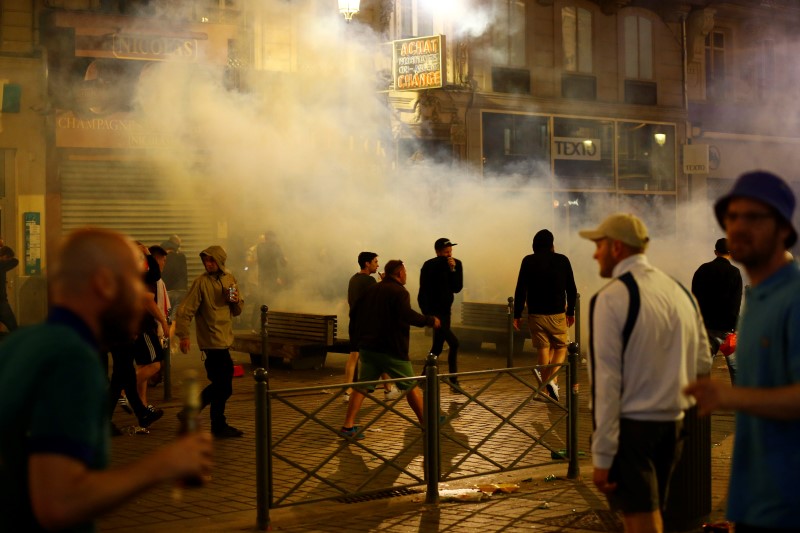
0, 228, 212, 532
686, 171, 800, 532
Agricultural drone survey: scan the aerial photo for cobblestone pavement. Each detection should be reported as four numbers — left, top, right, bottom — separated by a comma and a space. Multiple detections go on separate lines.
99, 330, 734, 532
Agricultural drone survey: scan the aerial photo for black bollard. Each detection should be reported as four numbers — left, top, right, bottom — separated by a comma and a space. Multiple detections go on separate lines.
254, 367, 272, 530
260, 305, 269, 371
567, 341, 580, 479
423, 352, 440, 504
506, 296, 514, 368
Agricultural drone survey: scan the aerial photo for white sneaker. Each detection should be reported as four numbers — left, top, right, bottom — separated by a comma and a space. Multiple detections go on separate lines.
343, 393, 350, 403
547, 382, 560, 402
533, 369, 543, 385
384, 389, 401, 400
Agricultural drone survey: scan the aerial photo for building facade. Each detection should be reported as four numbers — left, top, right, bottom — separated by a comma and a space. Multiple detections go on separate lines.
1, 0, 799, 322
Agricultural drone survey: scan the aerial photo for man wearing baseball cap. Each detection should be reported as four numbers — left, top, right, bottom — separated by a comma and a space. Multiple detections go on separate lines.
579, 213, 710, 532
685, 170, 800, 531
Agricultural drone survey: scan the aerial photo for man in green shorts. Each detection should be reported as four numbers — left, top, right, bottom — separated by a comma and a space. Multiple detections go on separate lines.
339, 260, 440, 439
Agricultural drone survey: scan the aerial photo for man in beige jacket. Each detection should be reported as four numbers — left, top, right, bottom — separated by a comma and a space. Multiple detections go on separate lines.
175, 245, 245, 438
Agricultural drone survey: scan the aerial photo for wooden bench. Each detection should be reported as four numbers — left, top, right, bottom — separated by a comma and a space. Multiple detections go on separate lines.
232, 311, 346, 370
450, 301, 529, 356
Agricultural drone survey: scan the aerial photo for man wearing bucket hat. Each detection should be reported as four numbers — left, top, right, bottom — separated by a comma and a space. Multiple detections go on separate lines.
685, 170, 800, 531
579, 213, 710, 532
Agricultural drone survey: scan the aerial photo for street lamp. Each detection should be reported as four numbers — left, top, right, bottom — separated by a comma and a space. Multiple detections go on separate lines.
338, 0, 360, 22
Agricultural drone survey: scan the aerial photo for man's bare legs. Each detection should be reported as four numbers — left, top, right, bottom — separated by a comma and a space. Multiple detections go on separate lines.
343, 386, 424, 430
136, 362, 161, 407
623, 510, 662, 533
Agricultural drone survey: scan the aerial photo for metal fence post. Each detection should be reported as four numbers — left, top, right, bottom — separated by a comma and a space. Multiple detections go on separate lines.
254, 367, 272, 530
423, 352, 440, 504
506, 296, 514, 368
566, 341, 580, 479
260, 305, 269, 370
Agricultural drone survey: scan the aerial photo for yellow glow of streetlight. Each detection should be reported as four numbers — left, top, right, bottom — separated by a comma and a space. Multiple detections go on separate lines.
654, 133, 666, 146
338, 0, 360, 22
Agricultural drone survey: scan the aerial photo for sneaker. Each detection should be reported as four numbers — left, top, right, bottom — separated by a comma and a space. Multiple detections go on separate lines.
384, 389, 401, 400
547, 382, 560, 402
138, 407, 164, 428
448, 379, 464, 395
343, 392, 350, 403
533, 369, 543, 385
118, 397, 133, 415
338, 426, 365, 440
212, 425, 244, 439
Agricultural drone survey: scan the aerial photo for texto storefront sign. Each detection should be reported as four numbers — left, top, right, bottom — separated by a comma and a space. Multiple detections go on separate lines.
392, 35, 445, 91
553, 137, 602, 161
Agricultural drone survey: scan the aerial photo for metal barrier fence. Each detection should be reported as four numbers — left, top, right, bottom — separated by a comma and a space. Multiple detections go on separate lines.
253, 303, 581, 531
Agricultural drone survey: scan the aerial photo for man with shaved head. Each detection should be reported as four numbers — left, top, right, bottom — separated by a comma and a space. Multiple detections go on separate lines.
0, 228, 212, 532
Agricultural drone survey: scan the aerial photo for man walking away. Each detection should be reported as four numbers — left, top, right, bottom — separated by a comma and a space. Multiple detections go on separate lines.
513, 229, 577, 401
691, 237, 743, 384
0, 228, 211, 532
685, 171, 800, 531
418, 238, 463, 392
341, 260, 440, 439
175, 245, 245, 439
579, 213, 711, 533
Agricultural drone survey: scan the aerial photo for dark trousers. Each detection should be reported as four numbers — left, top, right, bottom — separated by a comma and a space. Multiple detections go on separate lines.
109, 343, 148, 419
0, 300, 17, 331
430, 314, 459, 376
201, 349, 234, 429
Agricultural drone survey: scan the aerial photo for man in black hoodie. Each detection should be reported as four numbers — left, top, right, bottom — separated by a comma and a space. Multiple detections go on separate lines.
513, 230, 577, 402
418, 238, 463, 392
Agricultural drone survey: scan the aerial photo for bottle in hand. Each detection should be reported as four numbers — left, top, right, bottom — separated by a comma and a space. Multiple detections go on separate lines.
178, 369, 204, 487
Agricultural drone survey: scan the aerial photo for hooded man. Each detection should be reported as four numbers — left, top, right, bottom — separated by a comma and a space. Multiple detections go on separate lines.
174, 245, 244, 438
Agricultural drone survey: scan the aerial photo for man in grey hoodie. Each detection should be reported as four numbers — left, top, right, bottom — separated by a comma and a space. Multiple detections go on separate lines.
175, 245, 245, 438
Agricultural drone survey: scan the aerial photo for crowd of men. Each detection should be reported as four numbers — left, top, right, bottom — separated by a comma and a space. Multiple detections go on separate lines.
0, 169, 798, 532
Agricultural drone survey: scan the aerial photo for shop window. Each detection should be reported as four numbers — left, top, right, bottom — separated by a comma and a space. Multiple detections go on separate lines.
492, 0, 526, 68
617, 122, 675, 192
553, 117, 613, 189
562, 6, 592, 74
482, 112, 549, 183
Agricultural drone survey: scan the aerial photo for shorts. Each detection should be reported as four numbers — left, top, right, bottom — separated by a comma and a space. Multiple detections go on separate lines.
133, 331, 164, 366
528, 313, 568, 349
356, 349, 418, 392
606, 418, 685, 514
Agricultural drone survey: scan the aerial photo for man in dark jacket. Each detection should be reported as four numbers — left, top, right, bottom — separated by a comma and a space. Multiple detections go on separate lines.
0, 244, 19, 332
418, 238, 463, 391
160, 235, 188, 314
691, 237, 742, 383
513, 229, 577, 401
339, 260, 440, 439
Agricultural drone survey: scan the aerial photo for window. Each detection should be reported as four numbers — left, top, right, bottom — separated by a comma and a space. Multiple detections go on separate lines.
562, 6, 592, 73
493, 0, 526, 67
624, 15, 653, 80
553, 117, 614, 189
482, 113, 549, 182
399, 0, 435, 39
617, 122, 675, 192
757, 39, 775, 102
705, 30, 725, 99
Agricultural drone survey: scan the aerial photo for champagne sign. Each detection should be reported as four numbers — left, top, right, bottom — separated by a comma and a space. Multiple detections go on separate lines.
392, 35, 445, 91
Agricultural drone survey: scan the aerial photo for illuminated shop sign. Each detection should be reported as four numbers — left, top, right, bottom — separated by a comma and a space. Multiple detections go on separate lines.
392, 35, 445, 91
113, 34, 197, 61
553, 137, 602, 161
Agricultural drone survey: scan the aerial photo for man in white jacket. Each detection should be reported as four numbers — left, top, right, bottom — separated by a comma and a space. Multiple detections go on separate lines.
579, 213, 711, 533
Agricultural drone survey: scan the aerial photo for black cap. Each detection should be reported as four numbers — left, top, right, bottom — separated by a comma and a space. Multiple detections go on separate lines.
434, 238, 457, 250
714, 238, 729, 254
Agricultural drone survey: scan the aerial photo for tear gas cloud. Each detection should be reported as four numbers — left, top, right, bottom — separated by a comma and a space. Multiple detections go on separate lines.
133, 1, 738, 346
